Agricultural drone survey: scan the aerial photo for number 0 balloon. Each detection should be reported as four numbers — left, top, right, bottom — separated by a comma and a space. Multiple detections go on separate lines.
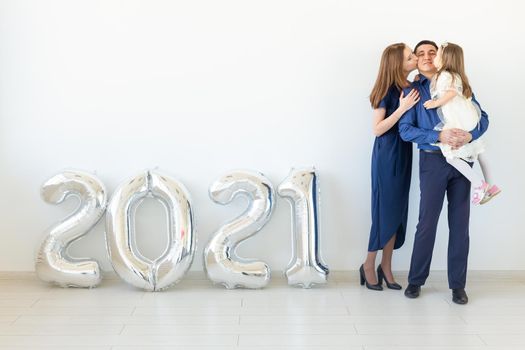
105, 170, 195, 291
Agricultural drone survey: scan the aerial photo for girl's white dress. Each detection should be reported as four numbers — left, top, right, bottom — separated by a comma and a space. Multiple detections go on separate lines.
431, 71, 485, 162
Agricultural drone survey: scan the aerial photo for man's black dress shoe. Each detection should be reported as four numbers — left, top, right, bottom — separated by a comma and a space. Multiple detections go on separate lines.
404, 284, 421, 298
452, 288, 468, 305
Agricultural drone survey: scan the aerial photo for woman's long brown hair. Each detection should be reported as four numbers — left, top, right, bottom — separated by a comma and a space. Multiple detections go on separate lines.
436, 42, 473, 98
369, 43, 410, 109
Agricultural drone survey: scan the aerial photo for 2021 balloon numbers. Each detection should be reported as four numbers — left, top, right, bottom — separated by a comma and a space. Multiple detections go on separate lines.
36, 168, 329, 291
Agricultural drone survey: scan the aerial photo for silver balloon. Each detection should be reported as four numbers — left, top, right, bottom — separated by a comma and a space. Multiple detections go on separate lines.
105, 170, 195, 291
204, 170, 275, 289
278, 167, 329, 288
36, 170, 107, 288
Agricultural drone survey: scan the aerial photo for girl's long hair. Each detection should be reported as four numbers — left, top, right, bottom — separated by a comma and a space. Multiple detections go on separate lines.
436, 42, 473, 98
369, 43, 410, 109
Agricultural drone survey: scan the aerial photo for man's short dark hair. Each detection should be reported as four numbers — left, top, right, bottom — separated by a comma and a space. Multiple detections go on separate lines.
414, 40, 438, 53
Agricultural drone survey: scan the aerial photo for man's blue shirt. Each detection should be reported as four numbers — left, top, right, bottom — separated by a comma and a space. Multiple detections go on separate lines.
398, 74, 489, 150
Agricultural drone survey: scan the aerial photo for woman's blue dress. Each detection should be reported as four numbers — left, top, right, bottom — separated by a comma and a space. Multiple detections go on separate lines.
368, 85, 413, 251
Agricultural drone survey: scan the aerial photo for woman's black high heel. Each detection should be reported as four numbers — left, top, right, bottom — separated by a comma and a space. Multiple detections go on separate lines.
359, 264, 383, 291
377, 264, 402, 290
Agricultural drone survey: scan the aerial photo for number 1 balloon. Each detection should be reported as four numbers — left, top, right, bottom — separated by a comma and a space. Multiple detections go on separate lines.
278, 167, 329, 288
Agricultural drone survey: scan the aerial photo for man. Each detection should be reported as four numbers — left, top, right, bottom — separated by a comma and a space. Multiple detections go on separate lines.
398, 40, 489, 305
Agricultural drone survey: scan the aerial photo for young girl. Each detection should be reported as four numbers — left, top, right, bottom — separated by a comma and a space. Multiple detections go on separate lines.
423, 42, 500, 205
361, 43, 419, 291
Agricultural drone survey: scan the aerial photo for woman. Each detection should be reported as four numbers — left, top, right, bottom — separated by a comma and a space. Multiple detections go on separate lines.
360, 43, 419, 291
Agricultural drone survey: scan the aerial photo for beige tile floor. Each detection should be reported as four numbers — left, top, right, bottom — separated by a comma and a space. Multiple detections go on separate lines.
0, 271, 524, 349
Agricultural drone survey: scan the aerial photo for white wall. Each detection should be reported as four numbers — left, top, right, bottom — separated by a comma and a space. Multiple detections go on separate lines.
1, 0, 523, 272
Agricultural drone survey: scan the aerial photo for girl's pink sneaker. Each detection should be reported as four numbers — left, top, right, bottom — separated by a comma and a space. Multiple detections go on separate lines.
480, 184, 501, 204
472, 181, 489, 205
